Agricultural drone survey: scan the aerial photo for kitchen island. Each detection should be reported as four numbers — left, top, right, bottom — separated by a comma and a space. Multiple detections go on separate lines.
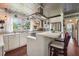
27, 31, 61, 56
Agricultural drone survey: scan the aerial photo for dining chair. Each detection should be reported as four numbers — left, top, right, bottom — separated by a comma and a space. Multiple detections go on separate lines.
49, 32, 71, 56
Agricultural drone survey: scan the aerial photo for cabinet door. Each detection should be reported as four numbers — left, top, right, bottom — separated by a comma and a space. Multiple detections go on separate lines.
20, 33, 27, 47
9, 34, 20, 50
3, 36, 9, 51
0, 47, 2, 56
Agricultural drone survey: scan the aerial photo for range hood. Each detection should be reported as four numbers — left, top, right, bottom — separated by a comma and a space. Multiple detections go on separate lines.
30, 4, 48, 20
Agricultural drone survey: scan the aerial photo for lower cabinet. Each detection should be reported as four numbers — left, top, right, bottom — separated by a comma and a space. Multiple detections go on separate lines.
3, 36, 9, 51
20, 33, 27, 47
0, 47, 2, 56
9, 34, 20, 50
3, 33, 27, 52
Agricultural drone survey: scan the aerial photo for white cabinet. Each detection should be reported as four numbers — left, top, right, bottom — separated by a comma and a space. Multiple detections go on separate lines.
3, 36, 9, 51
9, 34, 19, 50
3, 32, 27, 51
0, 47, 2, 56
20, 33, 27, 47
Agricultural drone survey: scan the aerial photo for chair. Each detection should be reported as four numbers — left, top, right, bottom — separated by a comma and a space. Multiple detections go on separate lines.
49, 32, 71, 56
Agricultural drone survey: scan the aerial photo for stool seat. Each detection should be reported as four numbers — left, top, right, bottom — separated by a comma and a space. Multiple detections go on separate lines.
49, 32, 71, 56
50, 41, 64, 49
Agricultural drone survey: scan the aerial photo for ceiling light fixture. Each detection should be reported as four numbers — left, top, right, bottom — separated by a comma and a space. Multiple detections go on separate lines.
69, 19, 72, 22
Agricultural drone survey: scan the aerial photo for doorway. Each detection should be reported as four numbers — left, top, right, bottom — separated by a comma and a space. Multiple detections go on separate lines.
66, 23, 74, 39
64, 17, 78, 40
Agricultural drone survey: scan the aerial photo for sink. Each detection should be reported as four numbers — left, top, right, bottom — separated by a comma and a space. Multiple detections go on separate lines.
30, 32, 36, 37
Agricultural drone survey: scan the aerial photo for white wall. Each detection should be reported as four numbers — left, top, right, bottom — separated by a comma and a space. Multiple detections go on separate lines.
0, 9, 7, 32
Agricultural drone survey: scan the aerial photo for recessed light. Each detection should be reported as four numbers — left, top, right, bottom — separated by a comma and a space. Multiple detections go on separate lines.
69, 19, 72, 22
76, 19, 78, 21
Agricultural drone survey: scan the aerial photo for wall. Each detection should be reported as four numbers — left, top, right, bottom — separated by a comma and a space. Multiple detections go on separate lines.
0, 9, 8, 32
0, 9, 14, 32
5, 14, 13, 32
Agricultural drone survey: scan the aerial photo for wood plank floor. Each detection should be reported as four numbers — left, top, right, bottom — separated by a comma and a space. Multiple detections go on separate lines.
5, 45, 27, 56
68, 38, 79, 56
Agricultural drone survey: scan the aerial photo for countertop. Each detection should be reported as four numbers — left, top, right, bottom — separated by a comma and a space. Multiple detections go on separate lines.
27, 36, 36, 40
27, 31, 61, 40
0, 31, 28, 35
37, 31, 61, 39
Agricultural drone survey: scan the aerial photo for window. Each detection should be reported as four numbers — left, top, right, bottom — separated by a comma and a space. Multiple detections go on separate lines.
13, 17, 30, 31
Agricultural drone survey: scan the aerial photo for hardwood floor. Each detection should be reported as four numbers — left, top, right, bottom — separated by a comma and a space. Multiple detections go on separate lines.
68, 38, 79, 56
5, 45, 27, 56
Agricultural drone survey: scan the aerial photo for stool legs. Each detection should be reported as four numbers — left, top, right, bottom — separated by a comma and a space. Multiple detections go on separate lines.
49, 46, 52, 56
53, 48, 58, 56
49, 46, 58, 56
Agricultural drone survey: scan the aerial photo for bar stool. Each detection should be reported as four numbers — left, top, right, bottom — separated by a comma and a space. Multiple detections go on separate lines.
49, 32, 71, 56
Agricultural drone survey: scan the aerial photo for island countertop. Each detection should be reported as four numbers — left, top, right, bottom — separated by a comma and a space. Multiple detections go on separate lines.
37, 31, 61, 39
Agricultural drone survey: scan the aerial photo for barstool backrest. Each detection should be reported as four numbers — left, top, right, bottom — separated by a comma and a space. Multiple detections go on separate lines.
64, 32, 71, 49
